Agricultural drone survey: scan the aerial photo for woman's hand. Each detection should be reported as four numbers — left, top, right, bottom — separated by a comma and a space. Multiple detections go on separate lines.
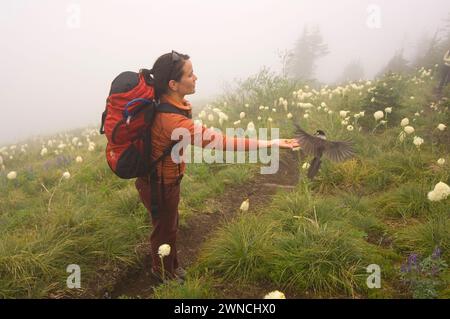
271, 138, 300, 150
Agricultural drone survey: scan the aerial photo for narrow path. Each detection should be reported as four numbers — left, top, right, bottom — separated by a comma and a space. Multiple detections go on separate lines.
108, 150, 301, 298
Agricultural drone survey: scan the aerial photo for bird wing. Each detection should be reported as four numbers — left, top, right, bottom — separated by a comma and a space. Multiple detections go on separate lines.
323, 139, 355, 162
294, 125, 325, 156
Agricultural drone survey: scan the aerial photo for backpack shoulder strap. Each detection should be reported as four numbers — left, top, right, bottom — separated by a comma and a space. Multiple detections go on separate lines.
157, 103, 192, 119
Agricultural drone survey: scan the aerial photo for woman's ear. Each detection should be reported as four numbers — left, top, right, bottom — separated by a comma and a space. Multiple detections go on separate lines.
168, 79, 178, 92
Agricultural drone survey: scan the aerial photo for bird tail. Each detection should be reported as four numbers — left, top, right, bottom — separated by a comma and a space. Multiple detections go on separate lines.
307, 157, 322, 180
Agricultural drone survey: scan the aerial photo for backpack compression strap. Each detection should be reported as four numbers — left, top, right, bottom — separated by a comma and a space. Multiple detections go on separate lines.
148, 102, 191, 217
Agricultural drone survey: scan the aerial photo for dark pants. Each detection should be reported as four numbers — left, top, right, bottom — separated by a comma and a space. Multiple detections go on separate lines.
438, 64, 450, 92
135, 176, 181, 277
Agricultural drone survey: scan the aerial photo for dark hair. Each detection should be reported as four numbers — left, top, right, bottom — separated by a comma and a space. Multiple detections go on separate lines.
147, 51, 190, 100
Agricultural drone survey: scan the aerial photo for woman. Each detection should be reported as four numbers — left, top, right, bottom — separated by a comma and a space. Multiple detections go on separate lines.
135, 50, 299, 283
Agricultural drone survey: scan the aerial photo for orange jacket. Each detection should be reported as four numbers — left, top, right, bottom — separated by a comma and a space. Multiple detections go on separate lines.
151, 94, 255, 184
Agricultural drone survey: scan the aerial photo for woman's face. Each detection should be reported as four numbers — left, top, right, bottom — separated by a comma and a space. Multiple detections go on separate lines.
169, 59, 197, 96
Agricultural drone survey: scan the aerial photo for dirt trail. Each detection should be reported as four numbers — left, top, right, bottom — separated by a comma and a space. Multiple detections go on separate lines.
106, 150, 302, 299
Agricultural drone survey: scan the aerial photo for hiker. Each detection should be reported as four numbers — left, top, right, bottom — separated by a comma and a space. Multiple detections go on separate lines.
134, 51, 299, 282
437, 48, 450, 94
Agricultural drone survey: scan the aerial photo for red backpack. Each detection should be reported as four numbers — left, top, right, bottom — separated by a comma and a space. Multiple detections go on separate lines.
100, 70, 191, 179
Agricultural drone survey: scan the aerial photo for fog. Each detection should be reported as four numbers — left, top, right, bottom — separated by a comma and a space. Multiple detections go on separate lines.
1, 0, 449, 145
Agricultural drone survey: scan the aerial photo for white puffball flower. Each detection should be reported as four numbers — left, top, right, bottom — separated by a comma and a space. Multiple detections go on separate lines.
398, 131, 406, 142
287, 113, 293, 119
347, 125, 354, 131
88, 142, 96, 151
40, 148, 48, 157
410, 96, 415, 100
339, 110, 349, 118
207, 114, 214, 122
239, 112, 246, 119
267, 117, 273, 122
341, 120, 349, 126
328, 110, 333, 115
303, 114, 309, 119
7, 171, 17, 180
437, 124, 447, 131
385, 107, 392, 114
62, 171, 71, 179
264, 290, 286, 299
76, 156, 83, 163
404, 126, 415, 135
158, 244, 171, 257
437, 158, 445, 166
413, 136, 424, 148
0, 155, 3, 165
427, 182, 450, 202
240, 199, 249, 212
400, 118, 409, 127
302, 162, 310, 170
245, 103, 249, 108
257, 116, 262, 121
374, 111, 384, 121
247, 122, 255, 132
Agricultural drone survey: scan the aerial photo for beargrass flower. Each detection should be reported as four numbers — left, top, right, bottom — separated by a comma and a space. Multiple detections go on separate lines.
374, 111, 384, 121
264, 291, 286, 299
427, 182, 450, 202
62, 171, 71, 179
437, 124, 447, 131
240, 199, 249, 212
404, 126, 415, 135
158, 244, 171, 258
7, 171, 17, 180
413, 136, 424, 148
437, 158, 445, 166
401, 118, 409, 127
239, 112, 246, 119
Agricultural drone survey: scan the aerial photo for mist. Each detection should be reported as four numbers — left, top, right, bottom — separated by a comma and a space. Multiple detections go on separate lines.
1, 0, 449, 145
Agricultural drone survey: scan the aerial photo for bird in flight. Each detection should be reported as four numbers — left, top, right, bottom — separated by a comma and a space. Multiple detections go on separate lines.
294, 124, 355, 180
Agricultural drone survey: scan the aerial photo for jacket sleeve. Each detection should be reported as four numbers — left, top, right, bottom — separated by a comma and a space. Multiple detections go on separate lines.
165, 114, 261, 151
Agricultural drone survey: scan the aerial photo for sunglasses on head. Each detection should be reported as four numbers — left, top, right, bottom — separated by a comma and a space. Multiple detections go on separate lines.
169, 50, 182, 80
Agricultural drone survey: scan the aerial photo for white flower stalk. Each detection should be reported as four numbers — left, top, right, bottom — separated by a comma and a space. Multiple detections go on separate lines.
400, 118, 409, 127
427, 182, 450, 202
404, 126, 415, 135
373, 111, 384, 121
437, 124, 447, 131
287, 113, 293, 119
157, 243, 171, 281
302, 162, 310, 170
40, 148, 48, 157
303, 114, 309, 119
76, 156, 83, 163
62, 171, 71, 179
437, 158, 445, 166
267, 117, 273, 122
398, 131, 406, 142
385, 107, 392, 114
207, 114, 214, 122
7, 171, 17, 180
240, 199, 249, 212
264, 290, 286, 299
0, 155, 3, 165
347, 125, 354, 131
239, 112, 246, 119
